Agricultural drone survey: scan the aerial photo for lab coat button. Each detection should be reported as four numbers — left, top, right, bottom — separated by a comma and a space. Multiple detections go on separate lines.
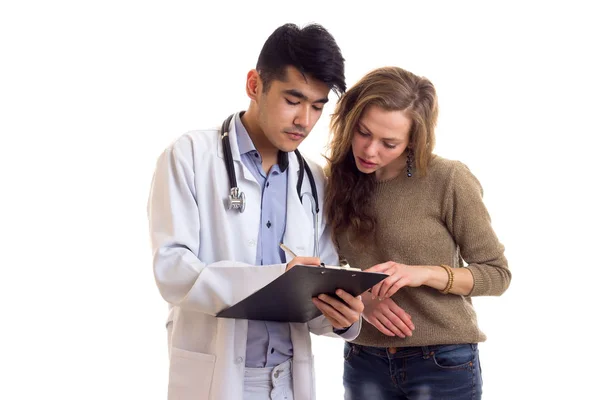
235, 357, 243, 364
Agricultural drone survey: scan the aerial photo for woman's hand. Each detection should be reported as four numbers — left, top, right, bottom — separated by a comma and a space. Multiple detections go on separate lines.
366, 262, 432, 299
362, 295, 415, 337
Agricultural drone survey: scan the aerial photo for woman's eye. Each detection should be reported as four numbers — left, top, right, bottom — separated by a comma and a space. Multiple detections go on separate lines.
384, 143, 397, 149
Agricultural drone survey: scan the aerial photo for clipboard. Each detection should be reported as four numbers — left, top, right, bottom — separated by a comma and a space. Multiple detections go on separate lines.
216, 265, 387, 323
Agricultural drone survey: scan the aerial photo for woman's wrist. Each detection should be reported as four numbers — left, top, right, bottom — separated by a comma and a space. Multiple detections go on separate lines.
425, 265, 450, 291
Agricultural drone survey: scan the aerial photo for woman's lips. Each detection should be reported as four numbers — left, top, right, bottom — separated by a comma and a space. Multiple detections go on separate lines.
358, 157, 377, 168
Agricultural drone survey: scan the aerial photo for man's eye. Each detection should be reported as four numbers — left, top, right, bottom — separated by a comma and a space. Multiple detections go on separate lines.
285, 98, 300, 105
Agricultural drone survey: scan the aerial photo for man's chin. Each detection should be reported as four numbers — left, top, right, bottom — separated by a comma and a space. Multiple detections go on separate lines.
278, 141, 302, 153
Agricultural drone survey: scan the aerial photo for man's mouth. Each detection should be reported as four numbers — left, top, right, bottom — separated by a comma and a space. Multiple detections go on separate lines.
285, 131, 305, 140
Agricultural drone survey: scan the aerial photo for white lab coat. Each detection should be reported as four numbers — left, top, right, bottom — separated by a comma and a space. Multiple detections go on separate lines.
147, 113, 360, 400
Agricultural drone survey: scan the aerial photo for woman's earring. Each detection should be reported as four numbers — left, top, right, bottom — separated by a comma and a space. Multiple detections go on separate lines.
406, 148, 414, 178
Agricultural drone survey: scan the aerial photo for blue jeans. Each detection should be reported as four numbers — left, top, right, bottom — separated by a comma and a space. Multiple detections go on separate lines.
343, 342, 482, 400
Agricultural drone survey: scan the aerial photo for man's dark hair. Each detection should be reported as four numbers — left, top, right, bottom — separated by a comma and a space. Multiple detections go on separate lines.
256, 23, 346, 96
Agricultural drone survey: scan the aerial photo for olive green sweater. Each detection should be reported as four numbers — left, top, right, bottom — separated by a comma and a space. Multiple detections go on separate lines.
337, 156, 511, 347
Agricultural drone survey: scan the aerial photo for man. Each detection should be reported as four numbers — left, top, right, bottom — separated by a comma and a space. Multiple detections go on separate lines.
147, 23, 364, 400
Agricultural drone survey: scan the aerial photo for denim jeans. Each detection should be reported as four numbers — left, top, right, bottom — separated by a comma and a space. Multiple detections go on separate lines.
343, 342, 482, 400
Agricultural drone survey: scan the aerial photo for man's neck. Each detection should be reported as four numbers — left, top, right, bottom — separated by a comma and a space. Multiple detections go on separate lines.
241, 111, 279, 173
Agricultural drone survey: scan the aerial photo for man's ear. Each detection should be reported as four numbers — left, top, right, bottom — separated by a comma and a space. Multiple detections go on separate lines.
246, 69, 261, 100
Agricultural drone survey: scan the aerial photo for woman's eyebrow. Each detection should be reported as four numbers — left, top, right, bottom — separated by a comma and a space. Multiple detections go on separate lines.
358, 122, 402, 142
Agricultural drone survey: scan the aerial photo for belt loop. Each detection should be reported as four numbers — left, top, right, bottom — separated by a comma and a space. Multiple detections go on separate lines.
421, 346, 431, 359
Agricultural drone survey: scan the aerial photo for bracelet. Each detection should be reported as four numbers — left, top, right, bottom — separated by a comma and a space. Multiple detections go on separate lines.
439, 264, 454, 295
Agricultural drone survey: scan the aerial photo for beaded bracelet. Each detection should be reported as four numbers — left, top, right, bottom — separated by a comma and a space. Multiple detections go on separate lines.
439, 264, 454, 294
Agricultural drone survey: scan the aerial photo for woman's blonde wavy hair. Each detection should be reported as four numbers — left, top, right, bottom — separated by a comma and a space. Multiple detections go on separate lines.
324, 66, 439, 242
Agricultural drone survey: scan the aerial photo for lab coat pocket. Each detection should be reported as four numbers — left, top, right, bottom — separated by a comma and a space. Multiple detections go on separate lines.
168, 347, 216, 400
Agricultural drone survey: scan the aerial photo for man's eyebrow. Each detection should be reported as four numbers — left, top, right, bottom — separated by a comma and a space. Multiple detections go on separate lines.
283, 89, 329, 104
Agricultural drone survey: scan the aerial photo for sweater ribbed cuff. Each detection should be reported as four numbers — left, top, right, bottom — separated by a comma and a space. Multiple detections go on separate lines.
465, 266, 486, 297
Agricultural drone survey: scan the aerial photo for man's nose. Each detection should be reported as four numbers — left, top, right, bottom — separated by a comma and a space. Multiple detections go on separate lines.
293, 105, 311, 128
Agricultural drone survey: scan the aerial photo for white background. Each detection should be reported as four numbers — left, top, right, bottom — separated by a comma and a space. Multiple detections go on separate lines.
1, 1, 598, 399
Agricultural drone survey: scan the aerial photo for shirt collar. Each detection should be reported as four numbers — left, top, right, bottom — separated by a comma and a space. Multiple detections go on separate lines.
234, 113, 289, 172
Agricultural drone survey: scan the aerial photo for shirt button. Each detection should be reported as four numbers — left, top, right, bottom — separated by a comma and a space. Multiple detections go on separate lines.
266, 221, 271, 228
235, 357, 243, 364
266, 182, 270, 187
270, 348, 275, 354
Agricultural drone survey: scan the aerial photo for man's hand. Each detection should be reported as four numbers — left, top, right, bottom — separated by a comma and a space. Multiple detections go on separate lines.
312, 289, 364, 330
362, 296, 415, 337
286, 256, 320, 271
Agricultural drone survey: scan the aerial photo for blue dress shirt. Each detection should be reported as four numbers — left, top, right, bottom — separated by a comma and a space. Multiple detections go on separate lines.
235, 114, 294, 368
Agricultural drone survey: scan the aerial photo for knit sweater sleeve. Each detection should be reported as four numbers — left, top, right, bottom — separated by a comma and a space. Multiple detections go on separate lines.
442, 161, 511, 296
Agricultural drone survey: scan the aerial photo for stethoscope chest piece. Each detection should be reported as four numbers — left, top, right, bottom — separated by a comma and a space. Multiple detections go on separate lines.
228, 187, 245, 213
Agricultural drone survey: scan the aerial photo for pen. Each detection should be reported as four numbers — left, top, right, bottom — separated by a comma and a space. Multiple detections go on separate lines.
279, 243, 297, 258
279, 243, 325, 267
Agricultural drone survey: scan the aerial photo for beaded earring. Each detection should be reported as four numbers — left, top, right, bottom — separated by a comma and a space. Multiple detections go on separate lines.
406, 148, 414, 178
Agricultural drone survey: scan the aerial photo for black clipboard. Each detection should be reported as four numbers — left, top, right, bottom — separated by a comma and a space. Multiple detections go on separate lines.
216, 265, 387, 323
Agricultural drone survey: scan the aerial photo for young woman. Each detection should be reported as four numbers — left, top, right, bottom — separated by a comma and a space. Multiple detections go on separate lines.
325, 66, 511, 400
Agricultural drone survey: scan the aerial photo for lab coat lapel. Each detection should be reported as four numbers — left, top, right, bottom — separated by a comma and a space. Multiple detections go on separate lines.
282, 153, 314, 261
215, 112, 261, 263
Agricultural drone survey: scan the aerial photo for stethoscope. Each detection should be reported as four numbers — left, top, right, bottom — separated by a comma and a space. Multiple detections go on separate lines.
220, 113, 320, 257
